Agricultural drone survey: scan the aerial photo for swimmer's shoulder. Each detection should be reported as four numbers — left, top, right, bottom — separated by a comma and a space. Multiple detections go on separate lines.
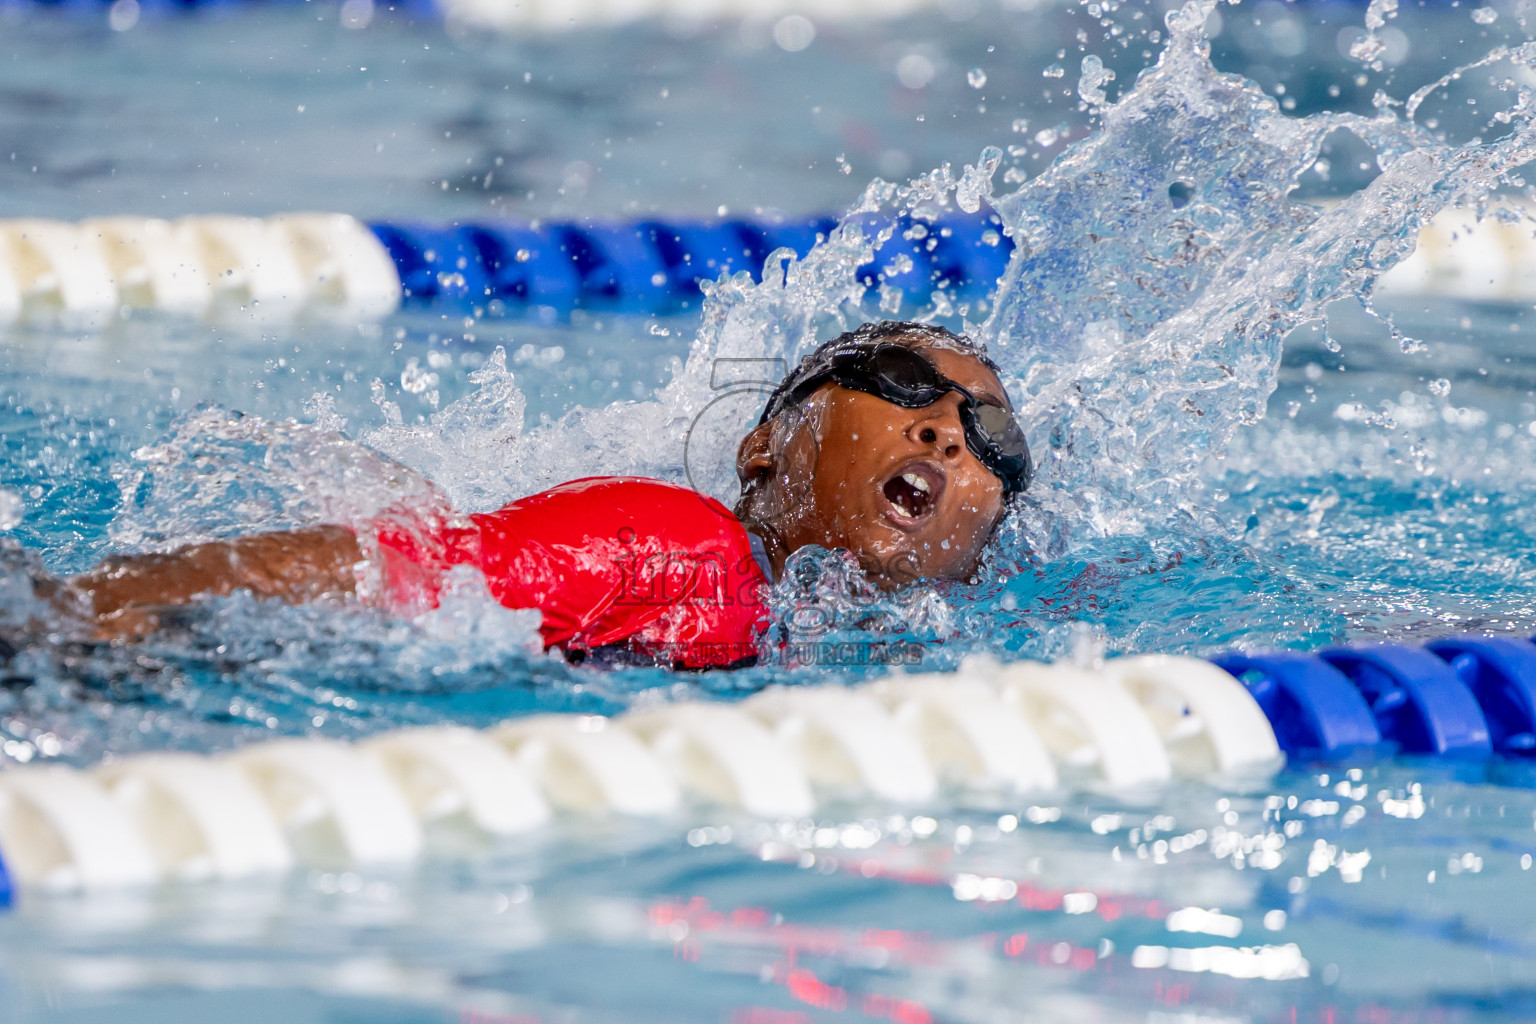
478, 475, 756, 553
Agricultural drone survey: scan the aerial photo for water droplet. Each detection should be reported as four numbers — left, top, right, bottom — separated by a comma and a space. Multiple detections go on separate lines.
1078, 55, 1115, 106
400, 358, 440, 396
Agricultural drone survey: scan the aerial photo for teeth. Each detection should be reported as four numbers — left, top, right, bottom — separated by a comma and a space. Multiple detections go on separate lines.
902, 472, 931, 494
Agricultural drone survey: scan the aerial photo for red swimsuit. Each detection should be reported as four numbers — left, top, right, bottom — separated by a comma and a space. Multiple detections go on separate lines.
370, 476, 770, 669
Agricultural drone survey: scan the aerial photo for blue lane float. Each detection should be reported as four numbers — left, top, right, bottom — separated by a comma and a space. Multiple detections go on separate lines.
366, 213, 1006, 316
1209, 635, 1536, 762
1319, 644, 1493, 758
1425, 637, 1536, 756
1208, 650, 1382, 757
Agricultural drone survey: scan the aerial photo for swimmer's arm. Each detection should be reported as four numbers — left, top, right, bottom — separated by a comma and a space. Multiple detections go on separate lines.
64, 526, 362, 637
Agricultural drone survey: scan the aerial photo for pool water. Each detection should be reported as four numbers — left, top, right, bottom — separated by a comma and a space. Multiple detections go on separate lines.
5, 0, 1536, 1021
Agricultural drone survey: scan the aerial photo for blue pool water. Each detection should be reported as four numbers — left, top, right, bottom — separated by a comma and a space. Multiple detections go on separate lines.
6, 0, 1536, 1021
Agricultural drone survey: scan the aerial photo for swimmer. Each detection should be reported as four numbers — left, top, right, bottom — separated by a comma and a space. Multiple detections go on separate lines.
42, 320, 1032, 668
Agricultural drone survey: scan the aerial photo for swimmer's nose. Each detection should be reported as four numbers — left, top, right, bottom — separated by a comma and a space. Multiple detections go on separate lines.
909, 399, 966, 460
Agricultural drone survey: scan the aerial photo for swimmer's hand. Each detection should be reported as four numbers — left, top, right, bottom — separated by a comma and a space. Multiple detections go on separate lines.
64, 526, 364, 640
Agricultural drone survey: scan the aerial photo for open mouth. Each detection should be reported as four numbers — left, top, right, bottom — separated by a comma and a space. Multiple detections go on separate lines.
880, 463, 944, 524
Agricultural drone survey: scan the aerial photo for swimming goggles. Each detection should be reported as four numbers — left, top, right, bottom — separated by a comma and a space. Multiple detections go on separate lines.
758, 342, 1033, 497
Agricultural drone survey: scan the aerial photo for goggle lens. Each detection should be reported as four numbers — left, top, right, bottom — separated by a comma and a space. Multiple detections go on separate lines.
970, 402, 1029, 461
765, 343, 1034, 496
865, 347, 942, 396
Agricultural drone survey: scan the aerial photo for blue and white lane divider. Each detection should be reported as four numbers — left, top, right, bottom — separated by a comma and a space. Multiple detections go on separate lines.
4, 632, 1536, 894
0, 204, 1522, 328
0, 211, 1005, 324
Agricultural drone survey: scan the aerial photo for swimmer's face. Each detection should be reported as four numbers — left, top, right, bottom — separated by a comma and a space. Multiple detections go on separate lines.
735, 339, 1009, 586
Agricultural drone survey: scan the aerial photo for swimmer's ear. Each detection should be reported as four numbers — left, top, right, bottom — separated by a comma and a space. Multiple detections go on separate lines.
736, 422, 775, 488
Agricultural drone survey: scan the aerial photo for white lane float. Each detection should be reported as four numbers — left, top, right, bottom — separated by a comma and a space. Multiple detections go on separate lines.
227, 738, 425, 867
1377, 204, 1536, 303
181, 215, 310, 317
0, 213, 401, 325
97, 753, 294, 881
0, 657, 1282, 893
864, 674, 1058, 793
623, 703, 816, 818
994, 662, 1173, 788
272, 213, 404, 320
82, 217, 214, 315
1103, 655, 1283, 776
0, 219, 117, 323
0, 233, 19, 322
493, 714, 683, 816
0, 767, 160, 891
361, 726, 551, 837
743, 686, 938, 803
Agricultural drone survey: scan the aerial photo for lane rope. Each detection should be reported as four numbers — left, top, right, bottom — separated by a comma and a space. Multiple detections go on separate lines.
0, 204, 1516, 327
2, 633, 1535, 895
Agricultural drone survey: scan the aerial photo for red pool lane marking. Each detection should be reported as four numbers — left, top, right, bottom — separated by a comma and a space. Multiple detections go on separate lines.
996, 931, 1098, 972
654, 897, 1474, 1024
780, 966, 933, 1024
861, 993, 933, 1024
785, 967, 847, 1011
654, 897, 929, 963
757, 846, 1171, 923
652, 896, 1094, 972
651, 894, 1102, 1024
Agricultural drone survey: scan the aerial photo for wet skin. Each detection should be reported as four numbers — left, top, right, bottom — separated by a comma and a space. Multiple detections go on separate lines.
62, 526, 365, 638
734, 341, 1010, 587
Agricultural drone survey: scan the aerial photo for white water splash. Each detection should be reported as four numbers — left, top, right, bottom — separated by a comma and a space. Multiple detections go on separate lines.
1351, 0, 1401, 68
980, 0, 1536, 559
111, 403, 451, 551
